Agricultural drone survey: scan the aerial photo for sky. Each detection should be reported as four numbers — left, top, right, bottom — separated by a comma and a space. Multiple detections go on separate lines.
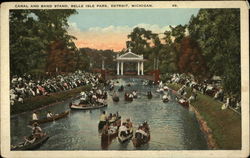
68, 9, 200, 51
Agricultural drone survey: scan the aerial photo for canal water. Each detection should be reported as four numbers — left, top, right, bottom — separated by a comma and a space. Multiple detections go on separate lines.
11, 78, 208, 150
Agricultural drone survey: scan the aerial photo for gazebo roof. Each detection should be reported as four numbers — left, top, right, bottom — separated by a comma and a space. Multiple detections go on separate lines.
115, 49, 145, 61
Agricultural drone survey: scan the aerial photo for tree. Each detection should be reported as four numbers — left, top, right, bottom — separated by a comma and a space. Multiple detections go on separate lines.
178, 37, 207, 79
127, 27, 152, 57
188, 9, 240, 96
10, 9, 77, 76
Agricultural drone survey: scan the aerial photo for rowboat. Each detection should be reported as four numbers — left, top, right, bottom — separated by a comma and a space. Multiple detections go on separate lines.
162, 98, 169, 103
156, 88, 164, 93
112, 96, 119, 102
163, 86, 169, 91
101, 129, 118, 142
147, 94, 152, 99
118, 129, 133, 143
177, 98, 189, 108
118, 86, 124, 92
29, 111, 69, 125
98, 116, 121, 131
132, 132, 150, 147
11, 134, 49, 150
70, 103, 107, 110
162, 95, 170, 103
124, 96, 133, 101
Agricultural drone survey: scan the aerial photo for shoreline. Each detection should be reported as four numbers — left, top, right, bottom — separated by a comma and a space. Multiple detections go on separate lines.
11, 85, 91, 116
167, 83, 241, 149
189, 104, 218, 149
170, 87, 217, 149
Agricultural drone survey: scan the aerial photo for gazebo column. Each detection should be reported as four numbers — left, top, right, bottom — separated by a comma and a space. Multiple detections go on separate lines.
141, 62, 144, 75
117, 61, 120, 75
121, 61, 124, 75
137, 62, 140, 75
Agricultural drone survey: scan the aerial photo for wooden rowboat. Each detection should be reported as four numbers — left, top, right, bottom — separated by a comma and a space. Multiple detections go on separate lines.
118, 86, 124, 92
101, 129, 118, 142
70, 103, 107, 110
124, 96, 133, 102
178, 99, 189, 108
29, 111, 70, 125
11, 134, 49, 150
112, 96, 119, 102
98, 116, 121, 131
147, 94, 152, 99
132, 132, 150, 148
162, 98, 169, 103
118, 129, 133, 143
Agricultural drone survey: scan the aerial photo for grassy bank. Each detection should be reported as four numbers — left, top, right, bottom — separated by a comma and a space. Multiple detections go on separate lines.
11, 85, 92, 115
168, 83, 241, 149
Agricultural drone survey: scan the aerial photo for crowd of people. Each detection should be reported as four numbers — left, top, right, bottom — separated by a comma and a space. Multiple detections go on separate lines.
10, 71, 101, 106
76, 87, 108, 106
167, 73, 241, 111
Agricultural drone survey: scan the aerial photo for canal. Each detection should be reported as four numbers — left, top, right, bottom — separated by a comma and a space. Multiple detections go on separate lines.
11, 78, 208, 150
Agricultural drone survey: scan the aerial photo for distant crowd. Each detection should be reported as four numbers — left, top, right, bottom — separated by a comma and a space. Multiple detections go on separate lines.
10, 71, 101, 106
167, 73, 241, 111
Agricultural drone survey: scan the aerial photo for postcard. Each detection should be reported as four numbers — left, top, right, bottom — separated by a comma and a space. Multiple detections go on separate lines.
1, 1, 249, 158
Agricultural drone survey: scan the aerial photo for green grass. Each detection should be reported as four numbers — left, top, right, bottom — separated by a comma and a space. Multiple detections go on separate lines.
167, 83, 241, 149
11, 85, 92, 115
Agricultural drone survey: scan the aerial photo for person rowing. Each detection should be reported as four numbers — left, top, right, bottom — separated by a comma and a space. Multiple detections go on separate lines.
119, 122, 129, 137
46, 111, 53, 118
109, 113, 117, 123
126, 118, 133, 131
98, 111, 108, 130
129, 93, 134, 99
132, 90, 137, 98
32, 122, 45, 138
32, 111, 38, 121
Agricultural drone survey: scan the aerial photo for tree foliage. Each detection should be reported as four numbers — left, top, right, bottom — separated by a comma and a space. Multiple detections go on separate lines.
10, 9, 77, 75
178, 37, 207, 79
188, 9, 240, 95
126, 9, 240, 96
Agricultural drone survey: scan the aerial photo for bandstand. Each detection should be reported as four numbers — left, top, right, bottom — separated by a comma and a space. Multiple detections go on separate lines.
115, 49, 146, 75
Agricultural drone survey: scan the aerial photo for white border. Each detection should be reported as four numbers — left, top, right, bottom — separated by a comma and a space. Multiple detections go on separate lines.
1, 1, 249, 158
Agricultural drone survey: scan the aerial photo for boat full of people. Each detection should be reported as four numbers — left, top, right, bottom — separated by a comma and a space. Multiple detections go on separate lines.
112, 91, 119, 102
132, 121, 150, 147
162, 94, 170, 103
70, 88, 108, 110
176, 97, 189, 108
100, 112, 122, 142
124, 92, 134, 101
98, 111, 121, 131
118, 118, 133, 143
29, 110, 70, 125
